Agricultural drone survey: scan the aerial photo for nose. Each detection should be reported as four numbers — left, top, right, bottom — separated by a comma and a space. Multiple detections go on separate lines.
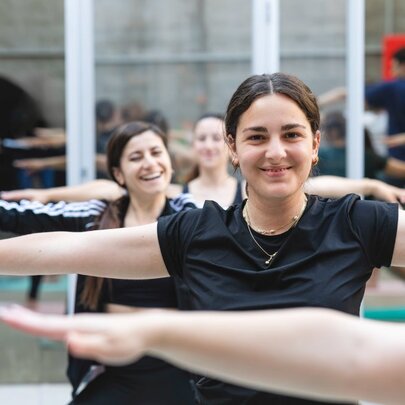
202, 137, 216, 149
142, 153, 156, 168
264, 137, 287, 161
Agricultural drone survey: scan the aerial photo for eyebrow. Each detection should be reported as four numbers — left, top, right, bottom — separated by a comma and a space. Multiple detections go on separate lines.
281, 123, 306, 131
242, 126, 268, 133
242, 123, 306, 133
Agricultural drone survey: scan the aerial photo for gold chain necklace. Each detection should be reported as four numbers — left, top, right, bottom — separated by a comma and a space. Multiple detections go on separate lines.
243, 197, 307, 266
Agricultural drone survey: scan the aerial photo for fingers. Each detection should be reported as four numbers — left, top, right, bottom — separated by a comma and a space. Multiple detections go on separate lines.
0, 305, 95, 340
0, 190, 32, 201
0, 305, 67, 339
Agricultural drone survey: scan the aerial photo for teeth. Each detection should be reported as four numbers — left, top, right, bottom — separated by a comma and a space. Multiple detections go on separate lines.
267, 168, 286, 172
141, 173, 161, 180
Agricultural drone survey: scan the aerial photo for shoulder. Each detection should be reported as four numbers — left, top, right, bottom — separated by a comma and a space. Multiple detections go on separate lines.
308, 193, 398, 224
309, 193, 360, 207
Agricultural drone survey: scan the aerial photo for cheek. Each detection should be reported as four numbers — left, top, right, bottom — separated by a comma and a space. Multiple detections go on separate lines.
193, 143, 206, 156
161, 155, 173, 172
237, 148, 259, 170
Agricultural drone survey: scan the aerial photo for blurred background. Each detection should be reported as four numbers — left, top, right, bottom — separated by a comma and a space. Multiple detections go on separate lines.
0, 0, 404, 403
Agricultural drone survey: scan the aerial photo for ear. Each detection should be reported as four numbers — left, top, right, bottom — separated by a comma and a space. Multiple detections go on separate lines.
226, 135, 239, 168
312, 130, 321, 160
112, 167, 125, 186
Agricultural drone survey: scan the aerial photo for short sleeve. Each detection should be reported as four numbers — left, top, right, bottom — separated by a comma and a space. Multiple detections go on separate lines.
349, 199, 398, 267
157, 208, 201, 279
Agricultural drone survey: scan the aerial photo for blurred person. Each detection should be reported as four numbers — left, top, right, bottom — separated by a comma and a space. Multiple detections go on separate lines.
0, 75, 50, 190
318, 111, 405, 180
321, 48, 405, 186
142, 109, 170, 135
0, 121, 196, 405
366, 47, 405, 163
121, 101, 145, 123
95, 100, 122, 158
181, 113, 243, 208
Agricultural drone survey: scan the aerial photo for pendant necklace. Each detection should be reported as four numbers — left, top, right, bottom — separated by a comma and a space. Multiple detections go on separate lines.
243, 197, 307, 266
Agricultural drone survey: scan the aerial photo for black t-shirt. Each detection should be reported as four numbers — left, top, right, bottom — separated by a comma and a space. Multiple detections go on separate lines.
157, 194, 398, 404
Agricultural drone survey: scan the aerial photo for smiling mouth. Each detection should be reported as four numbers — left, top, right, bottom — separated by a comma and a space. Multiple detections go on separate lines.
261, 167, 290, 173
140, 173, 163, 181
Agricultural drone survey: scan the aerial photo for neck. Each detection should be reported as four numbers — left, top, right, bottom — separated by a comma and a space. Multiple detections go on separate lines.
246, 192, 307, 235
197, 165, 230, 187
125, 192, 166, 226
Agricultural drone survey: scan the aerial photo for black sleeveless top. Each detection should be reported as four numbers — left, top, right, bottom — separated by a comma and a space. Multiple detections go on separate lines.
69, 194, 196, 397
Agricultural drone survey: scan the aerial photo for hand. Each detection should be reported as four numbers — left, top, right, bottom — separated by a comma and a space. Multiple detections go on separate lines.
13, 156, 66, 172
13, 158, 49, 173
0, 188, 49, 203
367, 179, 405, 204
0, 305, 160, 365
384, 133, 405, 148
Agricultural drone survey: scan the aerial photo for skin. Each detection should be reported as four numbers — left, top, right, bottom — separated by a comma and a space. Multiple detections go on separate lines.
181, 116, 240, 208
1, 305, 405, 405
111, 131, 172, 224
1, 89, 405, 279
229, 93, 319, 232
2, 89, 405, 404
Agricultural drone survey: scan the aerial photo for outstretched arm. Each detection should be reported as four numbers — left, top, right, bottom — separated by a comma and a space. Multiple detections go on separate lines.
384, 133, 405, 148
0, 179, 125, 204
0, 223, 167, 279
305, 175, 405, 203
1, 306, 405, 405
13, 156, 66, 172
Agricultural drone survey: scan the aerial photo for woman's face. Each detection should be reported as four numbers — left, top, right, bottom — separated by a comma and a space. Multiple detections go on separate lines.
113, 130, 172, 197
193, 117, 229, 170
230, 93, 320, 201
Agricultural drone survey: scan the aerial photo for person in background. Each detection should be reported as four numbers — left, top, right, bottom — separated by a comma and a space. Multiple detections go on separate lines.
181, 113, 243, 208
0, 121, 195, 405
95, 100, 123, 176
318, 111, 405, 180
366, 47, 405, 165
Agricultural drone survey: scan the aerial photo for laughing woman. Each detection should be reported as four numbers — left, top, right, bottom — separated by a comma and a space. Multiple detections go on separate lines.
0, 122, 195, 404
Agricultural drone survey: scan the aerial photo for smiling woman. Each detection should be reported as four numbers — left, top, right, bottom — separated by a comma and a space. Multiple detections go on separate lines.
182, 113, 243, 208
0, 121, 196, 405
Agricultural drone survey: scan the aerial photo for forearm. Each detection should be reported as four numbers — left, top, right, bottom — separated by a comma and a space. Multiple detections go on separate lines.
43, 180, 124, 202
0, 225, 166, 279
384, 158, 405, 179
147, 309, 405, 404
306, 176, 404, 203
305, 176, 365, 197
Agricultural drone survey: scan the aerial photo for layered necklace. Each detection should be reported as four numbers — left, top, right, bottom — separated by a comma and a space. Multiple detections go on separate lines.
243, 197, 308, 266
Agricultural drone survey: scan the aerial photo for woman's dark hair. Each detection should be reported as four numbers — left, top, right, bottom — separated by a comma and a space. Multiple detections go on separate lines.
225, 73, 320, 142
80, 120, 167, 310
184, 112, 226, 183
